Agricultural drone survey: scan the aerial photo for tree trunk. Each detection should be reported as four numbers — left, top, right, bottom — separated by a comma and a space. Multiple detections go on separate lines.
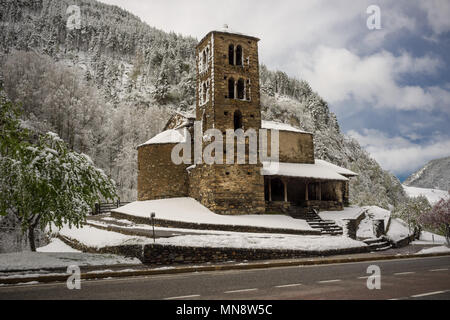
28, 227, 36, 252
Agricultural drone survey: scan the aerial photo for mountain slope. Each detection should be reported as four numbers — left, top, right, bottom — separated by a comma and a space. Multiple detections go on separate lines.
404, 157, 450, 191
0, 0, 406, 208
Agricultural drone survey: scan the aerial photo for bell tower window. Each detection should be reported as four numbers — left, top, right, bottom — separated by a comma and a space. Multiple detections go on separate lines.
237, 78, 245, 100
228, 44, 234, 65
236, 45, 243, 66
228, 78, 235, 99
234, 110, 243, 130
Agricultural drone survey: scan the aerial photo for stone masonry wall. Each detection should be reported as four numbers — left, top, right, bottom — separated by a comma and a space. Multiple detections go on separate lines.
137, 144, 189, 201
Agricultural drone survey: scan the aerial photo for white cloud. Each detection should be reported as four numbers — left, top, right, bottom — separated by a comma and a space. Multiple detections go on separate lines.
420, 0, 450, 35
348, 129, 450, 175
286, 46, 446, 112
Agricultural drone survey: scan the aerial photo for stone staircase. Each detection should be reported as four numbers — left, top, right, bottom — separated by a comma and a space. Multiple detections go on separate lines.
362, 237, 392, 252
290, 208, 343, 236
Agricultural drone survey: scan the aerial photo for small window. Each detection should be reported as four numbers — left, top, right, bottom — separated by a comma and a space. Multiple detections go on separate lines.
236, 45, 243, 66
202, 50, 207, 66
202, 82, 207, 103
237, 78, 245, 100
224, 111, 229, 116
234, 110, 243, 130
228, 78, 235, 99
228, 44, 234, 65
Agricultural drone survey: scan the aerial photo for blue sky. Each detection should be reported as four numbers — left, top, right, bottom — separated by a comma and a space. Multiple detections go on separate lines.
99, 0, 450, 181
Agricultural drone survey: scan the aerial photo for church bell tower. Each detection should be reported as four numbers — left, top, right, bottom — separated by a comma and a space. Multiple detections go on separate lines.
193, 27, 265, 215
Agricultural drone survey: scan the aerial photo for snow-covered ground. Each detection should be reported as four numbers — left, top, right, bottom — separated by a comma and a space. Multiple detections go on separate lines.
0, 251, 141, 272
113, 198, 314, 231
55, 221, 366, 252
58, 225, 153, 249
403, 185, 449, 205
416, 245, 450, 254
386, 218, 413, 242
156, 234, 366, 251
319, 206, 366, 221
37, 238, 81, 253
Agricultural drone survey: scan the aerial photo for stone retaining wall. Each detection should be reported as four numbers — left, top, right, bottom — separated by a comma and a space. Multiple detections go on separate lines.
142, 244, 369, 264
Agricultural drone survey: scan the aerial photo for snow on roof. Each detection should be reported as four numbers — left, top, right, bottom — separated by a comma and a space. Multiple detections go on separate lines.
261, 121, 310, 134
315, 159, 358, 177
138, 128, 187, 147
262, 162, 349, 181
211, 25, 259, 40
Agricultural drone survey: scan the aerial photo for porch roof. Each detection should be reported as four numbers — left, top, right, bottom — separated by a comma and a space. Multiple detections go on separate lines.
261, 162, 349, 181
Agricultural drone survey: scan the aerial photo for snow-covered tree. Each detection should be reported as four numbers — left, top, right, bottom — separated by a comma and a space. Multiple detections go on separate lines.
419, 197, 450, 245
392, 195, 432, 239
0, 96, 117, 251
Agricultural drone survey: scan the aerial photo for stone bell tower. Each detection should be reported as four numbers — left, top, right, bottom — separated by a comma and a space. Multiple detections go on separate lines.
190, 27, 265, 215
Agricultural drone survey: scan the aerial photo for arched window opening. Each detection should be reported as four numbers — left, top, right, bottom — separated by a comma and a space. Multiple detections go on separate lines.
237, 78, 245, 100
234, 110, 243, 130
228, 78, 235, 99
236, 45, 243, 66
202, 50, 207, 67
202, 112, 207, 131
202, 82, 207, 103
228, 44, 234, 65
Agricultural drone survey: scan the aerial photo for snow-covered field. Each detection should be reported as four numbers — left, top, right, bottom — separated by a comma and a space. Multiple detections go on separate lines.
0, 251, 141, 272
113, 198, 314, 231
58, 225, 153, 249
403, 185, 449, 205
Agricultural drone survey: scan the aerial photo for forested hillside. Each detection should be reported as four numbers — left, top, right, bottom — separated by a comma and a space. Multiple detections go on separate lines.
0, 0, 406, 207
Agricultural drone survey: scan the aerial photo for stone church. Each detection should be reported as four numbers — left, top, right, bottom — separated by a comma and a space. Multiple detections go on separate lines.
137, 28, 357, 216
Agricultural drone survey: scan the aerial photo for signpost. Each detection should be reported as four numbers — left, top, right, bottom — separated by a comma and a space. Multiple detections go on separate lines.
151, 212, 156, 243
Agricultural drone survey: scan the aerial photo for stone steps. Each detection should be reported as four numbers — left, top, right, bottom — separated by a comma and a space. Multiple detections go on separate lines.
296, 209, 344, 236
362, 237, 392, 251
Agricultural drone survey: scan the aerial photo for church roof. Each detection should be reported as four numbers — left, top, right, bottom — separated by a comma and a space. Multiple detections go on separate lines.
315, 159, 358, 177
138, 128, 187, 147
261, 120, 311, 134
261, 161, 350, 181
198, 26, 260, 46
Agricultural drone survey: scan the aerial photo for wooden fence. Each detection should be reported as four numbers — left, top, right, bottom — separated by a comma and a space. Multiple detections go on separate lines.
92, 200, 131, 215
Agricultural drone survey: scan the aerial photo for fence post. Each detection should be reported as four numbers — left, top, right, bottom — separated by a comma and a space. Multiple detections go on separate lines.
95, 203, 100, 215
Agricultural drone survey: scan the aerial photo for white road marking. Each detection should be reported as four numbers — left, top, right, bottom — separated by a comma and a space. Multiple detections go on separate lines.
318, 279, 341, 283
394, 272, 415, 275
275, 283, 302, 288
411, 291, 445, 298
164, 294, 200, 300
224, 288, 258, 294
429, 268, 448, 272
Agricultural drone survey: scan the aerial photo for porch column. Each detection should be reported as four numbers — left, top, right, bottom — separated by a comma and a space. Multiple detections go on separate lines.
283, 179, 288, 202
318, 182, 322, 201
305, 181, 309, 201
268, 178, 272, 202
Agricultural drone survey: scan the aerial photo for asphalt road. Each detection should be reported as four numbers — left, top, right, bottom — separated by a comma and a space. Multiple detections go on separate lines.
0, 256, 449, 300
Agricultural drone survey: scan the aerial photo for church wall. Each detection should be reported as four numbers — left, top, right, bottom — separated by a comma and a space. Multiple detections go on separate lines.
265, 131, 315, 164
137, 144, 189, 201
